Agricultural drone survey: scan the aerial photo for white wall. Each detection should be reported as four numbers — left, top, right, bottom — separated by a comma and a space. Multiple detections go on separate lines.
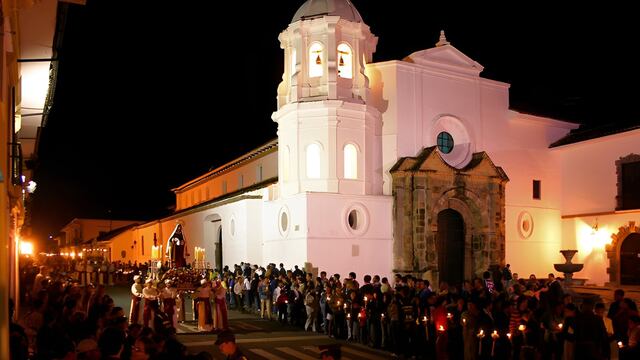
557, 128, 640, 215
306, 193, 393, 280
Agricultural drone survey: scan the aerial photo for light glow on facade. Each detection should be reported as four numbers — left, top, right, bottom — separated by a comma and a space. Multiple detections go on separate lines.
19, 240, 33, 256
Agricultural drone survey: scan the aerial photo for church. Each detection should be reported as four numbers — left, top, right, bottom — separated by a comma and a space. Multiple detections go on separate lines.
100, 0, 639, 288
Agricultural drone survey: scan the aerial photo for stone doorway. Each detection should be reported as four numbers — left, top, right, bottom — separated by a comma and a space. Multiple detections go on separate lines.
390, 147, 508, 286
621, 233, 640, 285
606, 221, 640, 287
437, 209, 465, 287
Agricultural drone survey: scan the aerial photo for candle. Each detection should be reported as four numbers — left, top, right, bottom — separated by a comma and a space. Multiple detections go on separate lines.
423, 316, 428, 323
617, 341, 623, 348
327, 296, 331, 301
462, 318, 467, 326
347, 313, 351, 319
381, 313, 385, 320
364, 296, 368, 302
491, 330, 499, 357
558, 323, 563, 330
438, 325, 445, 332
507, 332, 512, 340
518, 324, 526, 332
477, 330, 485, 355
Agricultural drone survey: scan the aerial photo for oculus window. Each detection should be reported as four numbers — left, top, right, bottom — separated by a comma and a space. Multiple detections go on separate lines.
437, 131, 454, 154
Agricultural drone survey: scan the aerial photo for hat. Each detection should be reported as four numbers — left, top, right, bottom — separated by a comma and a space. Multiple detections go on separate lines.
318, 344, 341, 358
215, 330, 236, 345
76, 338, 98, 353
133, 275, 141, 281
145, 278, 153, 284
200, 279, 208, 285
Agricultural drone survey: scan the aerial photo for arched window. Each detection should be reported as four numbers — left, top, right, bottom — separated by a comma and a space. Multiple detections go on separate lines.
344, 143, 358, 179
306, 143, 321, 179
282, 146, 290, 181
337, 43, 353, 79
290, 48, 297, 77
309, 42, 324, 78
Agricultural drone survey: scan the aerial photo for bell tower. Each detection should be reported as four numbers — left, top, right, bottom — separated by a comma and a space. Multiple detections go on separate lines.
273, 0, 382, 197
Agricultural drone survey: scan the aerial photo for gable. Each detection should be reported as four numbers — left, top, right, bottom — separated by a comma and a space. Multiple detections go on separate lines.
404, 45, 483, 76
391, 147, 508, 181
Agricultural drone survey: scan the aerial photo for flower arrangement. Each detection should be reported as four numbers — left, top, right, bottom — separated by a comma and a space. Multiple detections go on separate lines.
160, 268, 207, 290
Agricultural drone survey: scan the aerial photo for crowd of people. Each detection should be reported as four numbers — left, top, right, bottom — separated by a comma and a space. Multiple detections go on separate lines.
216, 262, 640, 359
9, 258, 640, 359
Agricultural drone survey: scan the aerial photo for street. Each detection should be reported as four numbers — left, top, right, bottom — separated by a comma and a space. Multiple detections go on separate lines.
108, 285, 393, 359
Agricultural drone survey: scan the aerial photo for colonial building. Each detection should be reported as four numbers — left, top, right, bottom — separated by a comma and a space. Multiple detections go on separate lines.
108, 0, 639, 288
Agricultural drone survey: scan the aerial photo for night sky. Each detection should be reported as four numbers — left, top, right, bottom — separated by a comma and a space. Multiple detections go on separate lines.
29, 0, 640, 247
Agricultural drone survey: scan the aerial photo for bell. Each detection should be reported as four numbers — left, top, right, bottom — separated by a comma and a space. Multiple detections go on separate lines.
339, 55, 345, 67
315, 54, 321, 65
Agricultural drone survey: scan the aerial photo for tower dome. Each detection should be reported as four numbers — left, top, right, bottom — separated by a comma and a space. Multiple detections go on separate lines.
292, 0, 363, 23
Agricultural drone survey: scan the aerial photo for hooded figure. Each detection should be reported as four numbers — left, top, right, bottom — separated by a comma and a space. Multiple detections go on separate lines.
166, 223, 187, 268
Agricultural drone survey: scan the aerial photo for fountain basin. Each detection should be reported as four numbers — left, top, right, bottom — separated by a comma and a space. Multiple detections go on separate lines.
559, 249, 579, 264
554, 263, 583, 273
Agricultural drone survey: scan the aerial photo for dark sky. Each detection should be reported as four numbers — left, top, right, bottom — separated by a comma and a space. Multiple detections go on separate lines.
29, 0, 640, 246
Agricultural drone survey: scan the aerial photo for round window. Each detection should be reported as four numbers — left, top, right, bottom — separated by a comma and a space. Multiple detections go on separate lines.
344, 204, 369, 235
280, 211, 289, 233
278, 207, 290, 237
437, 131, 454, 154
517, 211, 534, 239
348, 209, 359, 230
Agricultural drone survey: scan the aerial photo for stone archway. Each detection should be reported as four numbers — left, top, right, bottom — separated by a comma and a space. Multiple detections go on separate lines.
390, 147, 508, 285
606, 221, 640, 286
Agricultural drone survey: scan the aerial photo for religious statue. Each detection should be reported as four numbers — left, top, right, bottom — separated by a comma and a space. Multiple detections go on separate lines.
166, 223, 187, 268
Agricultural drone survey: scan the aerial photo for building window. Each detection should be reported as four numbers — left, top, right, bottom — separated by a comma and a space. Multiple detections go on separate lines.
533, 180, 541, 200
222, 180, 227, 194
141, 236, 144, 255
616, 154, 640, 210
345, 203, 369, 236
309, 42, 324, 78
279, 207, 290, 237
238, 174, 244, 189
306, 143, 321, 179
256, 165, 263, 182
290, 48, 297, 77
337, 43, 353, 79
437, 131, 454, 154
205, 187, 210, 200
344, 143, 358, 179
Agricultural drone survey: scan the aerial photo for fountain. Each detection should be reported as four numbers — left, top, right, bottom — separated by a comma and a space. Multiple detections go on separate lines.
553, 249, 583, 286
553, 250, 600, 306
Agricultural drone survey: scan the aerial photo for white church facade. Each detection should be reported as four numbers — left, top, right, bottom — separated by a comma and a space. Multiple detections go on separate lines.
103, 0, 640, 288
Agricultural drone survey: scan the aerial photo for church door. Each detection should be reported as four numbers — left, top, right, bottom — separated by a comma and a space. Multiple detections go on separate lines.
437, 209, 465, 287
215, 226, 223, 271
620, 233, 640, 285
